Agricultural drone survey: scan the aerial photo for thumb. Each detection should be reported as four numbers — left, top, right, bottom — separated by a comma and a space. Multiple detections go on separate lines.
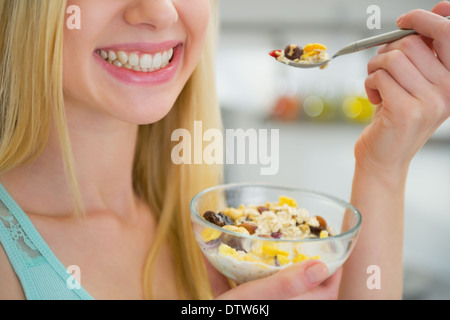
216, 260, 329, 300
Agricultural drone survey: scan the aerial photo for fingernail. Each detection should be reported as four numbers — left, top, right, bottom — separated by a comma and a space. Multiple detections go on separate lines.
396, 14, 405, 25
305, 263, 328, 284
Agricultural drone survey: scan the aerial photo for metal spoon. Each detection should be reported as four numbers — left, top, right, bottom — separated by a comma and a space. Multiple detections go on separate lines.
275, 16, 450, 69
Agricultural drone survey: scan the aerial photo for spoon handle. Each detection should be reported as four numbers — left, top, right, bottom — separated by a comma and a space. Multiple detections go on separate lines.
333, 15, 450, 58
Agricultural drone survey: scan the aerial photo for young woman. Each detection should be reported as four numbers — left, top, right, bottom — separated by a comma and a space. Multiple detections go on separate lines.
0, 0, 222, 300
0, 0, 448, 300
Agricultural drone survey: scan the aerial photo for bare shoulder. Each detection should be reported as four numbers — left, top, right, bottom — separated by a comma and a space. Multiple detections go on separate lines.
0, 243, 26, 300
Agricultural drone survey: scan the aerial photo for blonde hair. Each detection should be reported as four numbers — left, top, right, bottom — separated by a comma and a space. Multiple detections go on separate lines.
0, 0, 222, 300
0, 0, 83, 213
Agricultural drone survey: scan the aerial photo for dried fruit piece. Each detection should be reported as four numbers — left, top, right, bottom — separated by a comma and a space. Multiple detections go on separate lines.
292, 253, 308, 263
203, 211, 234, 227
222, 207, 245, 220
238, 222, 258, 235
309, 225, 325, 236
319, 230, 329, 239
279, 196, 297, 207
201, 228, 222, 242
303, 43, 327, 53
268, 50, 282, 58
292, 253, 321, 263
218, 243, 240, 258
269, 42, 328, 68
284, 44, 303, 60
223, 225, 250, 235
271, 231, 283, 239
276, 254, 290, 266
257, 206, 268, 214
315, 215, 327, 229
261, 245, 290, 257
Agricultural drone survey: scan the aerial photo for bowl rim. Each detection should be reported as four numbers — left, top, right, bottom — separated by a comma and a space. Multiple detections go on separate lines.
190, 182, 362, 243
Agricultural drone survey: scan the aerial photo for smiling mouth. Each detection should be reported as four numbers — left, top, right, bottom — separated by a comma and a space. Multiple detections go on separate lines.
96, 45, 178, 73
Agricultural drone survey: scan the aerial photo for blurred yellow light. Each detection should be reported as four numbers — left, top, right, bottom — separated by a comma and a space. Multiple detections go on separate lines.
342, 96, 375, 122
342, 97, 362, 119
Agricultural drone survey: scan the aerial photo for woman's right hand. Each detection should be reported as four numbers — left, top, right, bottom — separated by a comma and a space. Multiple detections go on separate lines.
215, 260, 341, 300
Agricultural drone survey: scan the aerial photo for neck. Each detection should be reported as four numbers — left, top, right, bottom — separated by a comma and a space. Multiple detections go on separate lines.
1, 105, 140, 218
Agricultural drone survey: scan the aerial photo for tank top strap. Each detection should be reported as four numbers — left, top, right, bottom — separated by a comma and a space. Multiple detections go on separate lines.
0, 183, 94, 300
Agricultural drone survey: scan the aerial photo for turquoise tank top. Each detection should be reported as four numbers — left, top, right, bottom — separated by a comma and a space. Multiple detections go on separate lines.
0, 183, 94, 300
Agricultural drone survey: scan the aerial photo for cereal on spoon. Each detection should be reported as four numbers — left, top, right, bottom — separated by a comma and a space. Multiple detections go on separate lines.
270, 43, 330, 69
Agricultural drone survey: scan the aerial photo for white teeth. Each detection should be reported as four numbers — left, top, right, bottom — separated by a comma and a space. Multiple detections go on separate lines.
99, 47, 174, 72
100, 50, 108, 60
128, 53, 139, 66
152, 52, 162, 70
117, 51, 128, 65
108, 50, 117, 62
140, 54, 153, 69
162, 51, 168, 66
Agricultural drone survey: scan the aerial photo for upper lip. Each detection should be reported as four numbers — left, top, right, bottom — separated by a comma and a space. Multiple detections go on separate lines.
96, 40, 182, 53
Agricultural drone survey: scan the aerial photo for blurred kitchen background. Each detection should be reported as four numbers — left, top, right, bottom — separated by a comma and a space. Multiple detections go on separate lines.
216, 0, 450, 299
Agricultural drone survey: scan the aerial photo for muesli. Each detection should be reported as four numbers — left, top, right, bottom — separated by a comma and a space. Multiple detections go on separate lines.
199, 196, 338, 283
270, 43, 329, 68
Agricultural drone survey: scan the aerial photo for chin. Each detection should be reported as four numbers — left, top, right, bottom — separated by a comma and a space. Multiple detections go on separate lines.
115, 99, 177, 126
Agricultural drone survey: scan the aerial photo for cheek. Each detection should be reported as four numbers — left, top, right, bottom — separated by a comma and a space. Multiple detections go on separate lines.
189, 0, 211, 39
62, 31, 91, 104
62, 1, 104, 102
178, 0, 211, 66
62, 0, 122, 116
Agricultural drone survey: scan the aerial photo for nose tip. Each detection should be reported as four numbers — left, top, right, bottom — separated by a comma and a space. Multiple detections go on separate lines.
124, 0, 178, 30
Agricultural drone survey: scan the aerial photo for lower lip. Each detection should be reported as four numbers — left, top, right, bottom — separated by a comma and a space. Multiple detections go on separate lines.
94, 44, 182, 86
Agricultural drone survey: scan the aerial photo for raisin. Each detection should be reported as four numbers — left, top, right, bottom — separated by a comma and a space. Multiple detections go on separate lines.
309, 226, 325, 236
203, 211, 221, 226
284, 44, 303, 60
315, 216, 327, 229
271, 231, 283, 239
203, 211, 233, 227
257, 206, 268, 214
238, 222, 258, 235
218, 212, 234, 226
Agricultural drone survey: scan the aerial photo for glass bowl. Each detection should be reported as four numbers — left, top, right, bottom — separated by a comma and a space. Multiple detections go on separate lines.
190, 183, 362, 284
